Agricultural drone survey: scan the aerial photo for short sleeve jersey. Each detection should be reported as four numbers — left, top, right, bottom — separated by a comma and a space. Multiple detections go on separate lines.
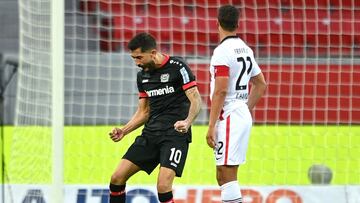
137, 55, 197, 139
210, 36, 262, 113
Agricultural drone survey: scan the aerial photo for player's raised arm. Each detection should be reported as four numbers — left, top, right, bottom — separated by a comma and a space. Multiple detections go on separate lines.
109, 97, 149, 142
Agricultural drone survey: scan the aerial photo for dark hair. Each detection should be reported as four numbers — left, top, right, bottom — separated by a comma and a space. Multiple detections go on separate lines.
218, 5, 239, 32
127, 32, 157, 52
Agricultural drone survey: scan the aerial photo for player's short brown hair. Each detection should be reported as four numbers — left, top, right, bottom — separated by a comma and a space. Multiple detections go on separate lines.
218, 5, 239, 32
128, 32, 157, 52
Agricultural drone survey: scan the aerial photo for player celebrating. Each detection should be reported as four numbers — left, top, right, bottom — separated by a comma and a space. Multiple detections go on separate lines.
206, 5, 267, 203
108, 33, 202, 203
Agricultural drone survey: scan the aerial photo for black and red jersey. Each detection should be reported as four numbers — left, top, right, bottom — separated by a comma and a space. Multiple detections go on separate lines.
137, 55, 197, 140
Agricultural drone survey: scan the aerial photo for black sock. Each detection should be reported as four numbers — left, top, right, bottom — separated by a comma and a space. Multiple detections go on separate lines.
158, 191, 173, 203
109, 183, 126, 203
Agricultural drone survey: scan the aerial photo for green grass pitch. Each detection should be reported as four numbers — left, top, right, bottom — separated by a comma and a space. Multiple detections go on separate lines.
2, 125, 360, 185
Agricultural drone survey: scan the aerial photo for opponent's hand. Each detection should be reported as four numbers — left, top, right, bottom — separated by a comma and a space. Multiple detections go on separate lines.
174, 120, 190, 134
206, 127, 216, 149
109, 127, 125, 142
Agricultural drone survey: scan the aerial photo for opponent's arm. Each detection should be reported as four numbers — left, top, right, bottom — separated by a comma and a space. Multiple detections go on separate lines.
208, 76, 228, 128
206, 76, 228, 148
110, 98, 150, 142
247, 73, 267, 111
174, 86, 202, 133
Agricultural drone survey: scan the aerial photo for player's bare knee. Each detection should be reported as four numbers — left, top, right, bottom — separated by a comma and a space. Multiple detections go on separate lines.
157, 181, 171, 193
110, 172, 127, 185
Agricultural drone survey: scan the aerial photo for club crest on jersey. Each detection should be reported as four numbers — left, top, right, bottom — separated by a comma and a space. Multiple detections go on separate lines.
160, 73, 170, 82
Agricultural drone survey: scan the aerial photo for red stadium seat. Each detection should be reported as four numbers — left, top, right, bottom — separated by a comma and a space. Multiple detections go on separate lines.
208, 7, 218, 18
90, 0, 359, 57
148, 5, 194, 17
171, 43, 210, 56
269, 15, 304, 34
99, 0, 116, 13
147, 4, 169, 16
258, 34, 304, 56
238, 19, 271, 35
194, 7, 207, 18
330, 0, 360, 8
243, 0, 281, 8
254, 13, 305, 56
286, 0, 330, 8
266, 96, 278, 109
79, 0, 97, 12
194, 0, 242, 7
331, 10, 360, 35
193, 18, 216, 33
238, 33, 259, 48
304, 11, 352, 54
304, 85, 315, 97
196, 44, 212, 56
304, 8, 330, 19
299, 8, 358, 56
146, 0, 189, 5
193, 6, 217, 18
303, 9, 331, 34
332, 9, 360, 21
242, 8, 280, 20
99, 2, 146, 15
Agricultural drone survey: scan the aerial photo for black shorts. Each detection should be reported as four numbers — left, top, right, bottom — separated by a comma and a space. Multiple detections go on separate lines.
123, 133, 189, 177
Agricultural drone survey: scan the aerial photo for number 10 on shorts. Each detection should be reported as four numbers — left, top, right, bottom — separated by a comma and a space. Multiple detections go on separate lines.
169, 148, 182, 165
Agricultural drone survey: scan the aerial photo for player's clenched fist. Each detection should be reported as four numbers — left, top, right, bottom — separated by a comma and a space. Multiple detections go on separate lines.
109, 127, 125, 142
206, 126, 216, 149
174, 120, 190, 134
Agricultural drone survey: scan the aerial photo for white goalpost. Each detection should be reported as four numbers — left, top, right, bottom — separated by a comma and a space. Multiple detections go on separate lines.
51, 0, 65, 202
7, 0, 65, 203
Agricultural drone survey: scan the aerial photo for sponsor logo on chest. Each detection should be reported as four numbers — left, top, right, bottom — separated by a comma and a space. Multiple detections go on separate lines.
145, 85, 175, 97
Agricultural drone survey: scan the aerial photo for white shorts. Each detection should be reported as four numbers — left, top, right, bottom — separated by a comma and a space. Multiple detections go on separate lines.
214, 106, 252, 166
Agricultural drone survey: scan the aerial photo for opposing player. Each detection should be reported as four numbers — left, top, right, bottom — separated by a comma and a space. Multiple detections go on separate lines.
206, 5, 267, 203
108, 33, 202, 203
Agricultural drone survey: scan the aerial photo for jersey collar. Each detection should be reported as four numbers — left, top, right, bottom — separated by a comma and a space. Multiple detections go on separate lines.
160, 54, 170, 68
220, 35, 239, 44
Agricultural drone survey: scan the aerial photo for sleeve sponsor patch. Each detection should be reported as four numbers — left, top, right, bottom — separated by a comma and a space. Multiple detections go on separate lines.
180, 67, 190, 84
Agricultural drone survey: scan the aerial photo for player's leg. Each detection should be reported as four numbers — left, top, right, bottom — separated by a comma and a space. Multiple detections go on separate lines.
214, 107, 252, 203
109, 135, 159, 203
216, 165, 242, 203
109, 159, 141, 203
215, 115, 242, 202
216, 122, 243, 203
157, 167, 176, 203
157, 135, 189, 203
216, 165, 238, 186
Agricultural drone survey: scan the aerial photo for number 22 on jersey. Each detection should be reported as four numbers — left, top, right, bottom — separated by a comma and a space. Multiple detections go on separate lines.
235, 56, 252, 91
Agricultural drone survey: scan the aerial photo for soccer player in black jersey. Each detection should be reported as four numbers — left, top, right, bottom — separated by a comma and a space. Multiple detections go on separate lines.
108, 33, 202, 203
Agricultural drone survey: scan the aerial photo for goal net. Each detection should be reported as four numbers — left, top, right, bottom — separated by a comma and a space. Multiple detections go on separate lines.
6, 0, 360, 202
